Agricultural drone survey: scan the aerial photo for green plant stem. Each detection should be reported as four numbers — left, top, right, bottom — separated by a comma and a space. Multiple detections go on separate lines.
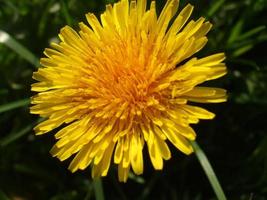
191, 141, 227, 200
93, 178, 105, 200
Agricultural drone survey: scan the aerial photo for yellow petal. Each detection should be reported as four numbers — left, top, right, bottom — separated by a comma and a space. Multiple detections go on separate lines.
118, 161, 130, 182
68, 143, 93, 172
162, 126, 193, 155
147, 133, 163, 170
130, 134, 144, 175
181, 105, 215, 119
114, 139, 123, 164
155, 136, 171, 160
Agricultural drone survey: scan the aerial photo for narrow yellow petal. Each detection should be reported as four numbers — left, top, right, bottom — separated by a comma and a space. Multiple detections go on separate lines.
155, 136, 171, 160
118, 162, 130, 183
130, 134, 144, 175
68, 143, 93, 172
114, 139, 123, 164
86, 13, 104, 39
197, 53, 226, 66
184, 87, 227, 103
147, 133, 163, 170
162, 126, 194, 155
181, 105, 215, 119
137, 0, 147, 21
183, 87, 218, 97
92, 140, 116, 178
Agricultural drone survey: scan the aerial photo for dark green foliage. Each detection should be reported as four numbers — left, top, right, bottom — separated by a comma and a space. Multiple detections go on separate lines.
0, 0, 267, 199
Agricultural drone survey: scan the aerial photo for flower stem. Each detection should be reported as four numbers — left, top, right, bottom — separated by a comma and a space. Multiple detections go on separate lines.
93, 178, 105, 200
191, 141, 227, 200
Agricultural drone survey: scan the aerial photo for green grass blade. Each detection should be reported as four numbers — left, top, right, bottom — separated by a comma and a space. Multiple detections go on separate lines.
0, 190, 10, 200
207, 0, 225, 17
0, 89, 8, 95
128, 171, 145, 184
227, 20, 244, 46
0, 119, 42, 146
0, 123, 32, 146
238, 26, 266, 41
60, 0, 73, 25
93, 178, 105, 200
0, 98, 30, 114
191, 141, 227, 200
233, 44, 254, 57
0, 30, 39, 67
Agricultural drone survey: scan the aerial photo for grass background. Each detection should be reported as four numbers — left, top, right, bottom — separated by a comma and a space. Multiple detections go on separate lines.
0, 0, 267, 199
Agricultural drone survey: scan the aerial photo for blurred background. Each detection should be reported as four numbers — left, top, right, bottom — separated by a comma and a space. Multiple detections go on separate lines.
0, 0, 267, 199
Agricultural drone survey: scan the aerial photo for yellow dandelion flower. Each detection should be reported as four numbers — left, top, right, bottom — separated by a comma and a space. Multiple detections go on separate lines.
31, 0, 227, 182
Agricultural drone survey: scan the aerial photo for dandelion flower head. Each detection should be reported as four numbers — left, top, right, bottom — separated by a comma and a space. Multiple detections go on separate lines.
31, 0, 227, 182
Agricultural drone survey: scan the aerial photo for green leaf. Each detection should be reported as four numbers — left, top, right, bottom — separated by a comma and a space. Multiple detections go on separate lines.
191, 141, 227, 200
0, 30, 39, 67
0, 98, 30, 114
